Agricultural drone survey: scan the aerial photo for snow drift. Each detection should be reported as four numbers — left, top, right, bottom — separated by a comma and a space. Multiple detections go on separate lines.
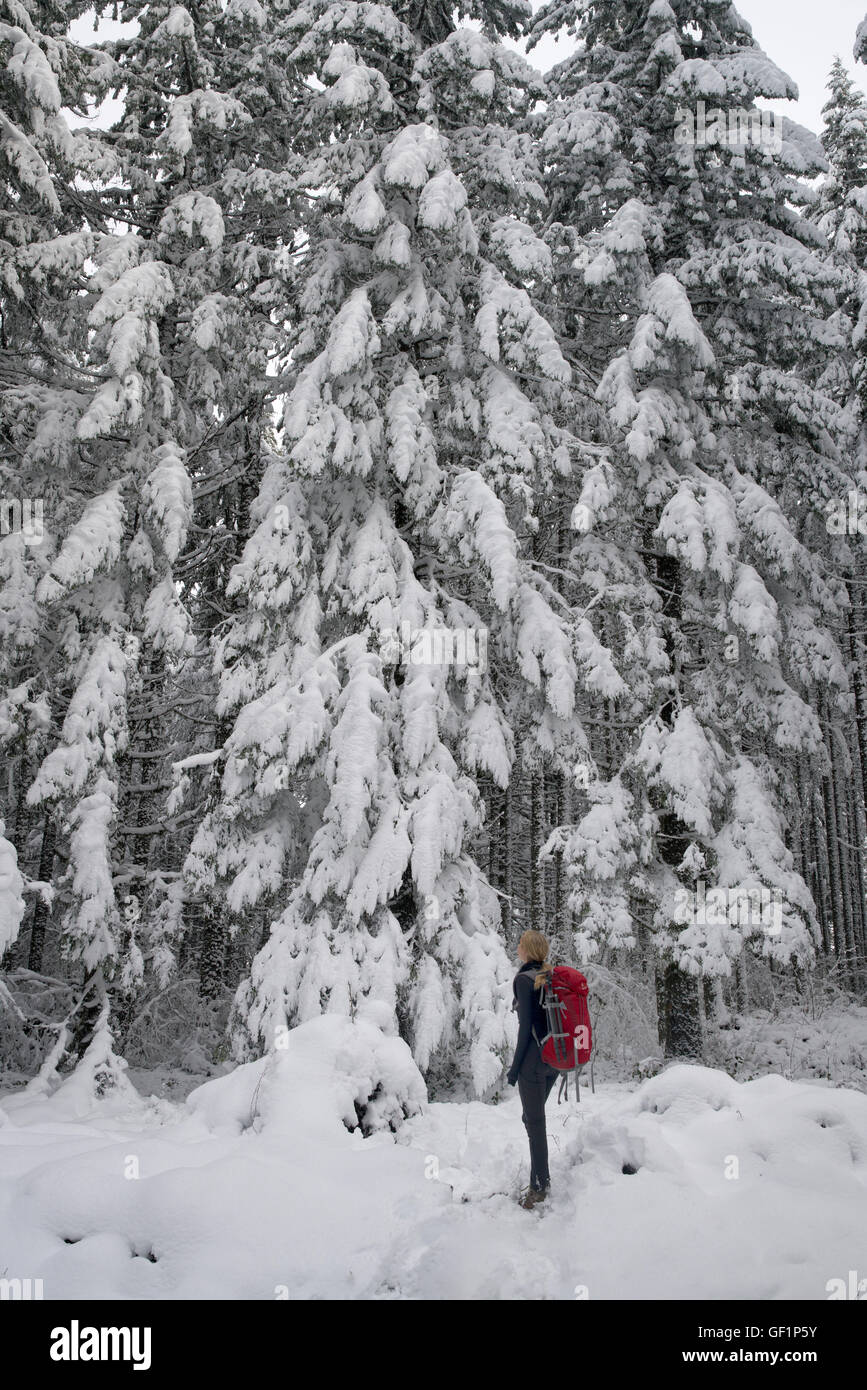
1, 1023, 864, 1300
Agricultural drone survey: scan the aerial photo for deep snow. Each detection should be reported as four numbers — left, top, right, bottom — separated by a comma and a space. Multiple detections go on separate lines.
1, 1015, 865, 1301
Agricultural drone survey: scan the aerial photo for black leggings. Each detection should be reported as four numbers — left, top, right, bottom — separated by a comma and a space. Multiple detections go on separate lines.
517, 1041, 558, 1190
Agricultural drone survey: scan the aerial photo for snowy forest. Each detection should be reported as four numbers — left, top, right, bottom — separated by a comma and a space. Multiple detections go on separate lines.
1, 0, 867, 1306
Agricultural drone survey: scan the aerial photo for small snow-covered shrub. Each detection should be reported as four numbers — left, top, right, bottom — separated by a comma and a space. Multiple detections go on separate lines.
187, 1013, 427, 1141
709, 1004, 867, 1093
0, 971, 76, 1079
48, 1001, 139, 1106
582, 963, 659, 1078
119, 978, 230, 1073
632, 1054, 664, 1081
0, 980, 38, 1077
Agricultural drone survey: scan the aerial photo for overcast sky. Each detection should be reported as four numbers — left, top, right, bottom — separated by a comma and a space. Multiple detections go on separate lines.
518, 0, 867, 133
739, 0, 866, 128
70, 1, 867, 136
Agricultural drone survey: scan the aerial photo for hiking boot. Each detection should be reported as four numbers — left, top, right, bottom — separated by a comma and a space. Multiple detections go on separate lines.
519, 1184, 549, 1210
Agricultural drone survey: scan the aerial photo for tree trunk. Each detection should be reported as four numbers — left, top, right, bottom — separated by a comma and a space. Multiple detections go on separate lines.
27, 811, 57, 972
199, 912, 228, 1001
657, 961, 702, 1056
650, 536, 703, 1057
502, 782, 513, 944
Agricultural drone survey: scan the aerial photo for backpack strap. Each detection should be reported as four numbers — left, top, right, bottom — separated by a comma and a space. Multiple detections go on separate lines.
556, 1068, 583, 1105
541, 973, 570, 1068
531, 966, 547, 1049
532, 975, 550, 1050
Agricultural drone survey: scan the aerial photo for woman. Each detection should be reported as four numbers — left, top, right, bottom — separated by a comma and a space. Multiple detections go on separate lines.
506, 929, 559, 1209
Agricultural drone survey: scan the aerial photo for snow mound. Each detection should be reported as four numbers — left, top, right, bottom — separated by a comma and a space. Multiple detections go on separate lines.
187, 1014, 427, 1140
631, 1063, 742, 1121
606, 1064, 867, 1201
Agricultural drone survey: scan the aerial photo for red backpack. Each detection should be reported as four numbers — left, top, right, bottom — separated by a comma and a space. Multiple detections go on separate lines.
534, 966, 593, 1101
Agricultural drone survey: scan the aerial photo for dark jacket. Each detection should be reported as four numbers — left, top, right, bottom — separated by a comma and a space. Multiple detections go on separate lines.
507, 960, 550, 1084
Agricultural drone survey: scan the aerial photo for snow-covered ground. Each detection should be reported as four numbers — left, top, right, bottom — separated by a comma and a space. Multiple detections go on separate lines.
1, 1016, 865, 1301
709, 1003, 867, 1095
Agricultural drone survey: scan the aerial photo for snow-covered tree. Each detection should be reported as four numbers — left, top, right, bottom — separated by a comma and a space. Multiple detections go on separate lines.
79, 0, 304, 1014
527, 0, 858, 1050
821, 57, 867, 202
181, 0, 623, 1094
818, 60, 867, 416
1, 2, 123, 980
817, 50, 867, 993
2, 0, 305, 1059
0, 819, 25, 957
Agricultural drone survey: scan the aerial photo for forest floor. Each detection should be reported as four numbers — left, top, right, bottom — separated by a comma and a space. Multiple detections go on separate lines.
1, 1011, 865, 1300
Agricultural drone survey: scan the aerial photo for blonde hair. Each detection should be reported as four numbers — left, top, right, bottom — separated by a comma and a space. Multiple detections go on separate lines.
519, 930, 552, 989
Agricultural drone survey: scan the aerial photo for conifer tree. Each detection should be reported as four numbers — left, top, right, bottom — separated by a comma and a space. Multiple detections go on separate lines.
818, 51, 867, 991
2, 1, 300, 1067
819, 57, 867, 413
822, 57, 867, 202
529, 0, 856, 1052
184, 0, 618, 1094
1, 1, 120, 983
